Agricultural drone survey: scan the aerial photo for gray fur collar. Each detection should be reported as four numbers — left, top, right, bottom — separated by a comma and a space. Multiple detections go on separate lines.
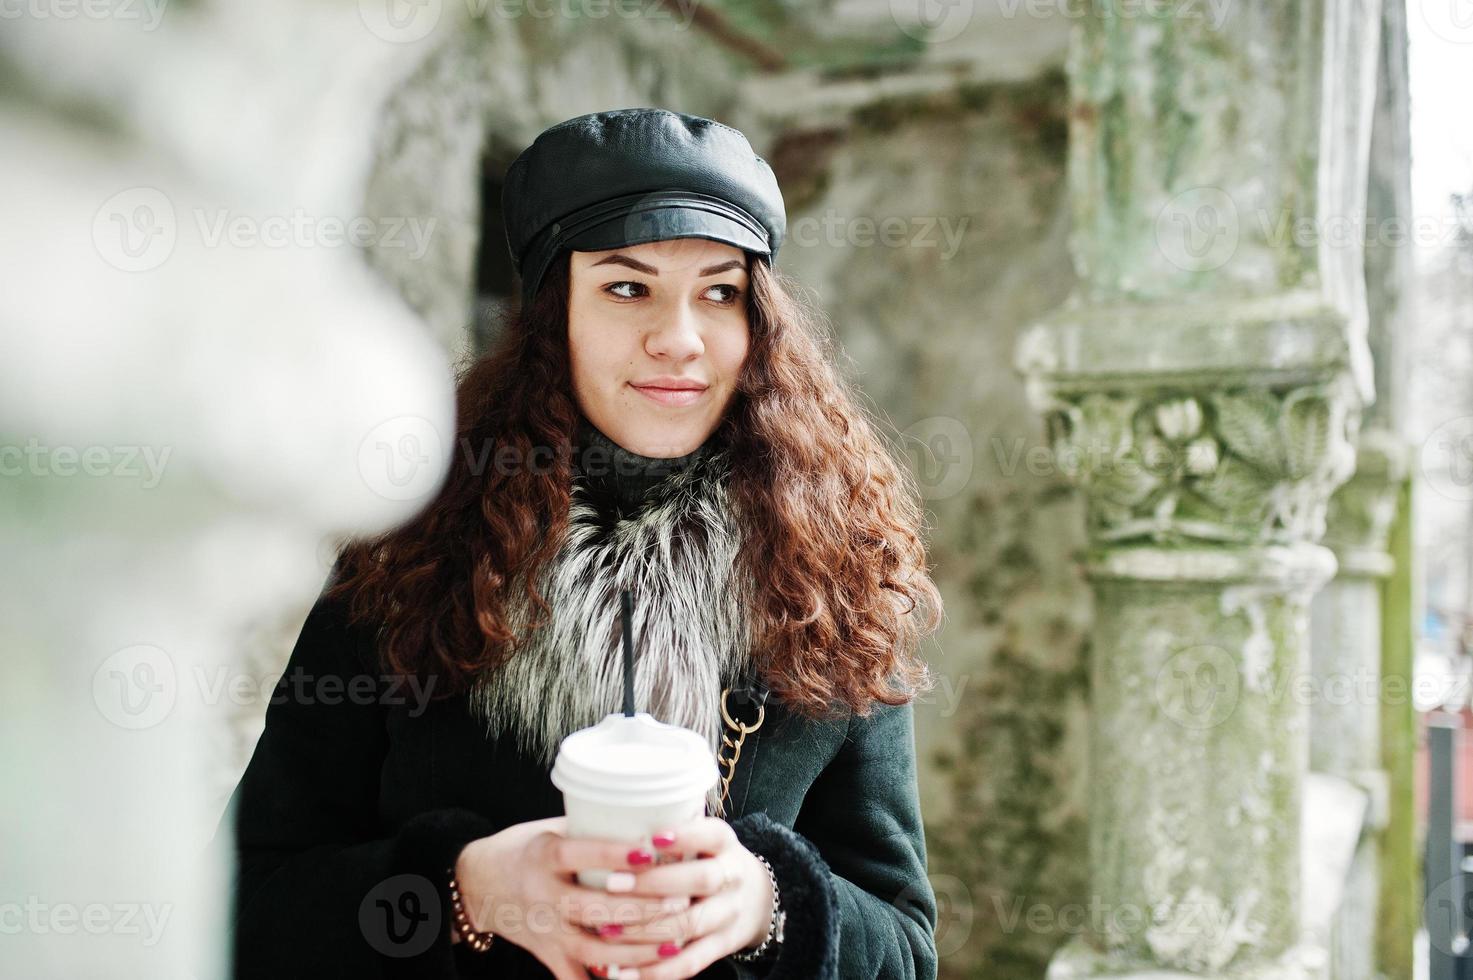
467, 445, 753, 816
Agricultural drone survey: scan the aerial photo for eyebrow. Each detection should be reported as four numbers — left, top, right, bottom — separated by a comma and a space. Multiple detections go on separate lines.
589, 254, 747, 277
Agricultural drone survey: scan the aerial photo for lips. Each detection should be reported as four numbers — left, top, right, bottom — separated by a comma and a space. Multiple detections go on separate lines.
630, 381, 707, 407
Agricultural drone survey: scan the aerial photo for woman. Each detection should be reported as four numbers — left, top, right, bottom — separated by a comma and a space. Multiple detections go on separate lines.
225, 108, 944, 980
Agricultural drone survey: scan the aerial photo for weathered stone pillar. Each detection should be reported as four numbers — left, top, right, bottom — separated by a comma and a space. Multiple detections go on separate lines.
1312, 433, 1406, 980
1311, 0, 1418, 975
1016, 1, 1382, 976
0, 9, 458, 977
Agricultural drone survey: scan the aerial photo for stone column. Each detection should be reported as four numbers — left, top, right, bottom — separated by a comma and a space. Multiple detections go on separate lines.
1016, 1, 1382, 976
0, 9, 458, 977
1312, 433, 1406, 980
1310, 0, 1418, 975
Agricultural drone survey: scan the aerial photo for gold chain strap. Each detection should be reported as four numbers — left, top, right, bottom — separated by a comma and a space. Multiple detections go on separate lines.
713, 685, 765, 819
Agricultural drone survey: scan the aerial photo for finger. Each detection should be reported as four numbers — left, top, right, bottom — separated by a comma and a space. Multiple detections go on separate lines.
599, 894, 736, 946
644, 817, 737, 862
619, 928, 732, 980
505, 816, 567, 845
538, 830, 687, 878
595, 902, 705, 947
553, 878, 694, 930
562, 931, 671, 970
610, 854, 741, 900
545, 951, 587, 980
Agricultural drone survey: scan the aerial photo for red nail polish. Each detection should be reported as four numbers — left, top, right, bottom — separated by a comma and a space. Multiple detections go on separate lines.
589, 967, 608, 978
627, 848, 654, 865
652, 830, 677, 848
658, 941, 681, 957
598, 923, 623, 937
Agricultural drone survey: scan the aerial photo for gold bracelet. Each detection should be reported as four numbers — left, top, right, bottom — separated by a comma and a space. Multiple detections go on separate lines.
445, 867, 497, 953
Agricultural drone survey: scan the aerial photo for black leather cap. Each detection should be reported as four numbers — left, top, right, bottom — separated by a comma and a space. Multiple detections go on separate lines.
502, 108, 786, 309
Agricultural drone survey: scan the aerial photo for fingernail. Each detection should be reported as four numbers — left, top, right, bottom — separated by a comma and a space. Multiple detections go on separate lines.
658, 941, 682, 957
652, 830, 677, 848
588, 967, 607, 978
605, 871, 636, 892
598, 923, 623, 937
627, 848, 654, 865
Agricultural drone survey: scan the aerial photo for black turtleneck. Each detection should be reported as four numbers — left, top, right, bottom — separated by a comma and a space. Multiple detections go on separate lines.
571, 416, 723, 519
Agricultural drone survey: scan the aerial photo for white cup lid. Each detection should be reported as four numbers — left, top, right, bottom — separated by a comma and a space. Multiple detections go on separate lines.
551, 711, 719, 808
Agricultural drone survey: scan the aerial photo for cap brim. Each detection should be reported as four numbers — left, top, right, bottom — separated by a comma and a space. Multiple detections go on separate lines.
521, 192, 771, 307
567, 205, 770, 257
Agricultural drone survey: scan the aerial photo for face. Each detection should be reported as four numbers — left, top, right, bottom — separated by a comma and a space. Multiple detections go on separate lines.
566, 237, 751, 458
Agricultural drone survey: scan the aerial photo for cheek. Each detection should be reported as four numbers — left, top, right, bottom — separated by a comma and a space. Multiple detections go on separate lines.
568, 328, 623, 398
718, 327, 751, 382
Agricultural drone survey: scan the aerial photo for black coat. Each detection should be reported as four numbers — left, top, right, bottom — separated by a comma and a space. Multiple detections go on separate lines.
219, 581, 938, 979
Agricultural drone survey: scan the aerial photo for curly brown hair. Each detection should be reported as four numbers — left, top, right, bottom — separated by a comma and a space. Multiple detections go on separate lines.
324, 250, 943, 722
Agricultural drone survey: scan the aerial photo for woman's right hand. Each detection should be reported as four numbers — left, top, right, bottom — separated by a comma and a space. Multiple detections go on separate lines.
453, 816, 693, 980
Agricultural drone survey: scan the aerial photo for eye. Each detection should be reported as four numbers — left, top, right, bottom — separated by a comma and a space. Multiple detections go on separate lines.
704, 283, 743, 305
604, 281, 648, 300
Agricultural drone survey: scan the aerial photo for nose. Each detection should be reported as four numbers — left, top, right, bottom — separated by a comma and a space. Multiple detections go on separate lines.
644, 297, 705, 361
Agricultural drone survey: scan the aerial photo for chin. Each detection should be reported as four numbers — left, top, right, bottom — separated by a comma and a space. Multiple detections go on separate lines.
621, 422, 702, 458
636, 436, 699, 458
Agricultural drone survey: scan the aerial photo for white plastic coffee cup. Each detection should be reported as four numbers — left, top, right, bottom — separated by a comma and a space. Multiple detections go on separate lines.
550, 710, 719, 890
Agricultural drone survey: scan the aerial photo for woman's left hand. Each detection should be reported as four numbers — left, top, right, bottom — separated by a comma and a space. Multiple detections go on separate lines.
582, 816, 774, 980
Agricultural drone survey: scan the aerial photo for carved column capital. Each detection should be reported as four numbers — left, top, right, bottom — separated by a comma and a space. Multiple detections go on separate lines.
1016, 295, 1365, 551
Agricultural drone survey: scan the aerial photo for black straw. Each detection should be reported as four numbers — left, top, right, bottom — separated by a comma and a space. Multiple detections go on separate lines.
620, 589, 636, 717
